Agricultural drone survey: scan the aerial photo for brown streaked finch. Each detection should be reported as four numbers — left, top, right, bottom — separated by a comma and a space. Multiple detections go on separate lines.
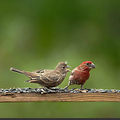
65, 61, 95, 89
10, 62, 70, 89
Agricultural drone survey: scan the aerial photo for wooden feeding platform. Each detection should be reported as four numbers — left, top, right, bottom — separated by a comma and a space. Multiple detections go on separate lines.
0, 88, 120, 102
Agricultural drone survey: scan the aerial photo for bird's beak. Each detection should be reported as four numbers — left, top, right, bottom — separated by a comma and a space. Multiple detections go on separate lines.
66, 65, 71, 72
67, 65, 71, 68
90, 63, 95, 68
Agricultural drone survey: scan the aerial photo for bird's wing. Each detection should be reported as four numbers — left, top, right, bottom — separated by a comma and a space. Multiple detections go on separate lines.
40, 71, 60, 83
33, 69, 45, 73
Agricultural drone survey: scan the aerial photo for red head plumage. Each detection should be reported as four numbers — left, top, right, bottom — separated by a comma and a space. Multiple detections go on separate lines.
79, 61, 95, 71
81, 61, 93, 65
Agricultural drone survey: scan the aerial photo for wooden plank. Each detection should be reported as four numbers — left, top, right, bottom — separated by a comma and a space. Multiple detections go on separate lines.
0, 93, 120, 102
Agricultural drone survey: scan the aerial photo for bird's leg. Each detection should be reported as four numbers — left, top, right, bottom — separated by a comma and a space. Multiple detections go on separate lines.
64, 81, 71, 90
81, 84, 83, 90
64, 85, 70, 90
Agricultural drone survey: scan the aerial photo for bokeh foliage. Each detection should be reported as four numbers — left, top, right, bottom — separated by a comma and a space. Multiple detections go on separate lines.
0, 0, 120, 118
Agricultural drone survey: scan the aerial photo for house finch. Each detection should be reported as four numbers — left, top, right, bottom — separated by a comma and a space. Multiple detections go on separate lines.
10, 62, 70, 88
65, 61, 95, 89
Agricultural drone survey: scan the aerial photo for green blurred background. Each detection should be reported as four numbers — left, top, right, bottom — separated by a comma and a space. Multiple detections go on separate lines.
0, 0, 120, 118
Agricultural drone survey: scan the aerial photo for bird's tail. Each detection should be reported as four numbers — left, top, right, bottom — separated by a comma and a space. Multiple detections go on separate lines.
10, 67, 40, 79
10, 67, 24, 74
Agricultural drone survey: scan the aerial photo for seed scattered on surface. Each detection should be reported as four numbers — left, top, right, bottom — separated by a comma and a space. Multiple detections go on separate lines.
0, 88, 119, 94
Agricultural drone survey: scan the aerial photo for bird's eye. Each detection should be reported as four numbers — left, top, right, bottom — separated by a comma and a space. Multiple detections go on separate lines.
63, 66, 65, 69
86, 63, 90, 65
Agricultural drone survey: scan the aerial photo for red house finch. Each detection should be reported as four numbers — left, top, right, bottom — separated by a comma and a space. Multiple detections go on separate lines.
10, 62, 70, 88
65, 61, 95, 89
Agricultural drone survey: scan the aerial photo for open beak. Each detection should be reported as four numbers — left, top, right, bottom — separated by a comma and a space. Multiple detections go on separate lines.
90, 63, 95, 68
